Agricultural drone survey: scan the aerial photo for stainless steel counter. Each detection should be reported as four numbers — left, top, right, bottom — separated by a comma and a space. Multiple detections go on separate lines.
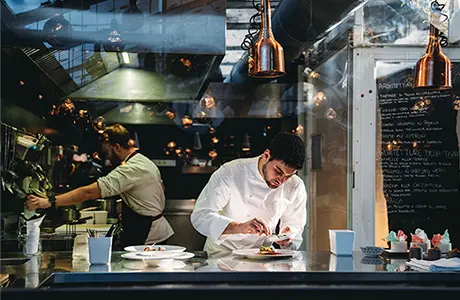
1, 250, 460, 289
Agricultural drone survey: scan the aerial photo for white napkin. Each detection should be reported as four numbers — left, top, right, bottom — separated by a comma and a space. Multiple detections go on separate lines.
407, 258, 460, 272
24, 215, 46, 255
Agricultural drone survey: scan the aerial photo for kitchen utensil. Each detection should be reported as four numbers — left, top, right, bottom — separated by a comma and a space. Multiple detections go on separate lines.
62, 207, 95, 223
268, 232, 295, 243
86, 228, 100, 238
105, 222, 119, 237
0, 258, 31, 266
95, 198, 119, 219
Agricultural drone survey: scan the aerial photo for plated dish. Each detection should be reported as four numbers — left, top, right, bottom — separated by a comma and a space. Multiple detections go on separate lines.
124, 245, 186, 252
121, 251, 195, 260
121, 251, 195, 268
233, 246, 295, 259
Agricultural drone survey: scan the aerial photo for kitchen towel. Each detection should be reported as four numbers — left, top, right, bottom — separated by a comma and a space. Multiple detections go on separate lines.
406, 258, 460, 272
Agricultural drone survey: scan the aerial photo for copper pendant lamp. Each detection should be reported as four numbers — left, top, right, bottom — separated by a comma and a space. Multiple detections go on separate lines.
414, 1, 451, 90
248, 0, 285, 78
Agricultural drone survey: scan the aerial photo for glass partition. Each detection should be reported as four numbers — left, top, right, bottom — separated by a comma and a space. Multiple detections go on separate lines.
303, 46, 353, 251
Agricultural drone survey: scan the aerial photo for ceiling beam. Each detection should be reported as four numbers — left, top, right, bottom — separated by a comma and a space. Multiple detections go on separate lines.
226, 0, 280, 9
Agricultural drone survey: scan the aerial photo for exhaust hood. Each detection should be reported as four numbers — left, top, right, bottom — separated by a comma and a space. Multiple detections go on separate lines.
2, 0, 226, 102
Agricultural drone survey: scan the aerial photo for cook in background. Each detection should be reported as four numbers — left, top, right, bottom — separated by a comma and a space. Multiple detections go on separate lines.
26, 124, 174, 248
191, 133, 307, 256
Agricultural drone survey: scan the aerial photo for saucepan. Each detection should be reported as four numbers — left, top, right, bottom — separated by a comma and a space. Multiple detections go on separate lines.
61, 206, 97, 223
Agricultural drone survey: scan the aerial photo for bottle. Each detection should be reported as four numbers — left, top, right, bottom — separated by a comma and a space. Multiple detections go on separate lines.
414, 10, 452, 89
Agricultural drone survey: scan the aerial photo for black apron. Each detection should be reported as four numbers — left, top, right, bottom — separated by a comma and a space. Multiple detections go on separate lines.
117, 152, 163, 248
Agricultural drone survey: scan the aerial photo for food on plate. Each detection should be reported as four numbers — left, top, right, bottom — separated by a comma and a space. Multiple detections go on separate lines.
143, 246, 166, 252
258, 245, 281, 255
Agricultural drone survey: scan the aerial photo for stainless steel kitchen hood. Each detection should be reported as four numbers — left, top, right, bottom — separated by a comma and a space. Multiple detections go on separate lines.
2, 0, 226, 102
66, 52, 222, 102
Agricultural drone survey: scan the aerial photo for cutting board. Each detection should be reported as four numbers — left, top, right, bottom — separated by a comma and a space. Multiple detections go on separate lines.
55, 224, 112, 235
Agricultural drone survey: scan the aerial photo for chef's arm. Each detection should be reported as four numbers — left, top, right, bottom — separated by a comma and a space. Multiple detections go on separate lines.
191, 168, 235, 243
26, 182, 102, 210
221, 221, 243, 234
54, 182, 102, 207
279, 183, 307, 249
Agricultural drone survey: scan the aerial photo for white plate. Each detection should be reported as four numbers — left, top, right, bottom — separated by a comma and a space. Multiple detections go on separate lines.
124, 245, 186, 252
139, 251, 195, 260
121, 252, 181, 260
232, 248, 296, 259
268, 232, 296, 243
173, 252, 195, 260
384, 249, 409, 254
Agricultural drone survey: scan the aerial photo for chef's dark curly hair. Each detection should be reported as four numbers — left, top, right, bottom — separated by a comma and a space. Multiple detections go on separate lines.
268, 133, 305, 169
103, 124, 131, 149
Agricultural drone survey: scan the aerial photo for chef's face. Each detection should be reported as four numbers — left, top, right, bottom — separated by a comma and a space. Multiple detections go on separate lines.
102, 142, 122, 166
261, 155, 297, 189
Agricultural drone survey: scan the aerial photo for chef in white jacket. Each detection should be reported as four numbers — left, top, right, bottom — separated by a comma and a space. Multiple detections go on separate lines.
191, 133, 307, 256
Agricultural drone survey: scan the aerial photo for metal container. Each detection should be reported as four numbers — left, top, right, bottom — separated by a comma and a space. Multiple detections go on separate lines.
95, 198, 120, 219
61, 207, 80, 223
163, 199, 206, 251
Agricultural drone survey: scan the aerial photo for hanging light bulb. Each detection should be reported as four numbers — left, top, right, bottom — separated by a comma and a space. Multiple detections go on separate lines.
414, 1, 452, 90
242, 133, 251, 151
193, 132, 202, 150
248, 0, 285, 78
43, 4, 73, 48
122, 0, 144, 31
86, 44, 108, 78
103, 19, 125, 52
92, 116, 107, 134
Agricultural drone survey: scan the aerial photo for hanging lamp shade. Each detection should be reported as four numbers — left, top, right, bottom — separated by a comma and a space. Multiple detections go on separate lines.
103, 19, 125, 52
193, 132, 202, 150
122, 0, 144, 31
242, 133, 251, 151
414, 6, 452, 90
249, 0, 285, 78
43, 12, 73, 48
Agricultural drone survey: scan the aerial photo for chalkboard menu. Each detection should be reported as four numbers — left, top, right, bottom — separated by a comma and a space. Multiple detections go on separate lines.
377, 63, 460, 248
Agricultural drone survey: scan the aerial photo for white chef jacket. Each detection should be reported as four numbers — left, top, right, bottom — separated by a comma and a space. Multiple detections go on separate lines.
97, 153, 174, 244
191, 156, 307, 256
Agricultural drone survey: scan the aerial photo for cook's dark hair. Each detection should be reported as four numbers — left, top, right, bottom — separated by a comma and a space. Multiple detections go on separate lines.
103, 124, 131, 149
268, 133, 305, 169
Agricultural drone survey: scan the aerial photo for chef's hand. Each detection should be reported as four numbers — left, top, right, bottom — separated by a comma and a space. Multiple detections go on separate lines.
240, 217, 271, 235
274, 226, 293, 247
26, 194, 51, 210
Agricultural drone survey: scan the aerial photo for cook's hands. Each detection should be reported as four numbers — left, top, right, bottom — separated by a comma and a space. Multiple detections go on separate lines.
240, 217, 271, 235
26, 194, 51, 210
274, 226, 293, 247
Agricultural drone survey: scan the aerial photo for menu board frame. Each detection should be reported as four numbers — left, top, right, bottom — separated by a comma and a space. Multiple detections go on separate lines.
350, 47, 460, 248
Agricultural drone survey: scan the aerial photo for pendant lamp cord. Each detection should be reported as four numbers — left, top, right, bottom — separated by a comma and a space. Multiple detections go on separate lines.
306, 0, 315, 43
431, 0, 449, 47
241, 0, 262, 51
